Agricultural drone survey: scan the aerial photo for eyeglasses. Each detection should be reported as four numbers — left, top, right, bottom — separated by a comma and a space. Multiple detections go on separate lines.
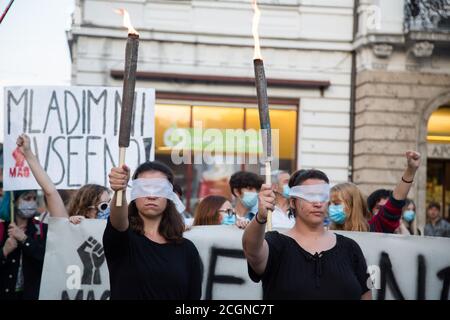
88, 201, 110, 212
218, 208, 235, 217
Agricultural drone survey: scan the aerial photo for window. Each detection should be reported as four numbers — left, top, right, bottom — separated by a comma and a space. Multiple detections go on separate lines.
427, 105, 450, 222
155, 103, 298, 213
427, 106, 450, 143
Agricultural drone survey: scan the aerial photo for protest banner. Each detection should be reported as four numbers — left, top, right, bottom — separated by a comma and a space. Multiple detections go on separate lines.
3, 86, 155, 190
40, 218, 450, 300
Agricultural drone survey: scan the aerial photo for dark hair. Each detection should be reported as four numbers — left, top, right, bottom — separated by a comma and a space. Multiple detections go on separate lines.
287, 169, 329, 218
193, 195, 228, 226
229, 171, 263, 197
13, 190, 36, 203
129, 161, 184, 243
367, 189, 391, 213
288, 169, 329, 188
427, 201, 441, 211
173, 184, 183, 198
404, 198, 416, 210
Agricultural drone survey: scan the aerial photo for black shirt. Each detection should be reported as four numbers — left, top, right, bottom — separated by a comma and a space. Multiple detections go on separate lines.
103, 219, 202, 300
0, 218, 47, 300
248, 231, 370, 300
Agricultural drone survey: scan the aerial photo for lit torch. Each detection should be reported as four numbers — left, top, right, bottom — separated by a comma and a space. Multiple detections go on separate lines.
252, 0, 273, 231
0, 0, 15, 24
115, 9, 139, 206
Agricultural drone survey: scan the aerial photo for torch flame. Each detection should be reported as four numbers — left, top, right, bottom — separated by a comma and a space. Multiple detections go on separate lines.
252, 0, 262, 60
115, 8, 139, 35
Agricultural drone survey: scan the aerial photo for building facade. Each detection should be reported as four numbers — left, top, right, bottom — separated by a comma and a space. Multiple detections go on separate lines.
70, 0, 354, 212
69, 0, 450, 227
354, 0, 450, 229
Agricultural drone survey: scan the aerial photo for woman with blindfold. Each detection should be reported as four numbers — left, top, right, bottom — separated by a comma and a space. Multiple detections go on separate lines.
243, 169, 372, 300
15, 134, 111, 224
104, 161, 202, 300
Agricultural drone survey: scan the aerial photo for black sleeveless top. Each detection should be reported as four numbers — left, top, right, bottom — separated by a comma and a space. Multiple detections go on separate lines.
248, 231, 370, 300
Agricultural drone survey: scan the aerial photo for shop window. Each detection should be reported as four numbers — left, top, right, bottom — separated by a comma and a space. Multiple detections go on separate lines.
155, 103, 298, 213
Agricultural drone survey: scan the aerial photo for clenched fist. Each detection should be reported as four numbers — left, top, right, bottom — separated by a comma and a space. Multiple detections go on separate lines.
108, 165, 130, 192
257, 184, 275, 221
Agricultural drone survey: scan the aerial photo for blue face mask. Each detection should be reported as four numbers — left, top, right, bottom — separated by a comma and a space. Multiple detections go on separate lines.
241, 192, 258, 209
221, 214, 236, 225
328, 204, 346, 225
249, 200, 259, 212
97, 207, 110, 220
282, 184, 290, 199
403, 210, 415, 222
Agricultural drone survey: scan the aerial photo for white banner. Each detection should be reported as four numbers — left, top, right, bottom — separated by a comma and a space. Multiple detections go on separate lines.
3, 86, 155, 191
40, 218, 110, 300
40, 218, 450, 300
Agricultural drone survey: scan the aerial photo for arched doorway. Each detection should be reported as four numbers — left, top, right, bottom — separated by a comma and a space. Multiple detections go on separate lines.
426, 105, 450, 223
417, 91, 450, 231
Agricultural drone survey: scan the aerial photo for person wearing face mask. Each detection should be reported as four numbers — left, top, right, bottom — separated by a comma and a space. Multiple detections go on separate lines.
243, 169, 372, 300
67, 184, 111, 224
395, 199, 421, 236
328, 151, 421, 233
0, 190, 47, 300
328, 183, 370, 232
229, 171, 263, 222
193, 195, 230, 225
192, 195, 249, 229
16, 134, 111, 225
270, 170, 295, 229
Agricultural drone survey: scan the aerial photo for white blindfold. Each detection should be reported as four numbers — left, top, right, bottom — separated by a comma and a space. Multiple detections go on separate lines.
130, 178, 186, 214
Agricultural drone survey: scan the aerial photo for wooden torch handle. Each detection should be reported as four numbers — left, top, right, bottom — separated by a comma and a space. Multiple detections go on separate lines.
265, 160, 272, 231
116, 147, 126, 207
10, 191, 14, 223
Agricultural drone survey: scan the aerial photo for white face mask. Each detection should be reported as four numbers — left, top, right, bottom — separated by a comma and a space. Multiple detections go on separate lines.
17, 200, 38, 218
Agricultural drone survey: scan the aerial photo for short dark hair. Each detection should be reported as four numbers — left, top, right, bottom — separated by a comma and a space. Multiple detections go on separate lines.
404, 198, 416, 210
129, 161, 184, 243
367, 189, 391, 213
229, 171, 263, 197
287, 169, 329, 218
13, 190, 36, 203
288, 169, 329, 187
427, 202, 441, 211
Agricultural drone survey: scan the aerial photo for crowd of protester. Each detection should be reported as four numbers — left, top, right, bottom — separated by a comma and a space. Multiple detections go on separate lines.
1, 134, 449, 300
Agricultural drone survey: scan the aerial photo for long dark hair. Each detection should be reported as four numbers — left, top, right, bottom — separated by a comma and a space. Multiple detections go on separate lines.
128, 161, 184, 243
